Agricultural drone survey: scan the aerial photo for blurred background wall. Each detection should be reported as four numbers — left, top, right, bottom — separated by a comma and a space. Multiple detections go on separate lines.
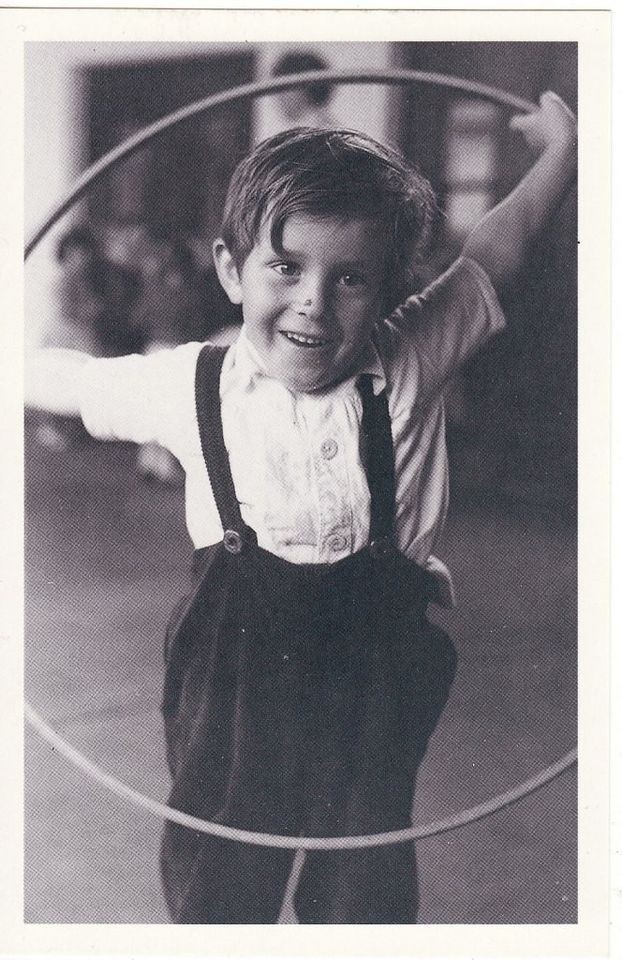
25, 40, 577, 514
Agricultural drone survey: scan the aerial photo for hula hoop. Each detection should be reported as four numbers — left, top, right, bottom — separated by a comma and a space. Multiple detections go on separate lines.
25, 68, 575, 851
25, 68, 536, 259
25, 702, 577, 850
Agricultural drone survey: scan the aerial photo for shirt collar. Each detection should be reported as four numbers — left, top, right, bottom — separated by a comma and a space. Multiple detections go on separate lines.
230, 326, 387, 395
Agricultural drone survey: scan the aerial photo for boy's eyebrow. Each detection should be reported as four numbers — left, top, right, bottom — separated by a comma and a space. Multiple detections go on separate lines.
274, 243, 381, 270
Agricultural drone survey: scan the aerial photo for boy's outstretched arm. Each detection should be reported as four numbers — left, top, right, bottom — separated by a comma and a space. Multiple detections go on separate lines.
462, 91, 577, 289
25, 348, 90, 416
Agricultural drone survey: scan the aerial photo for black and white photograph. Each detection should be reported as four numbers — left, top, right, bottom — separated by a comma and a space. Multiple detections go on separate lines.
1, 5, 612, 954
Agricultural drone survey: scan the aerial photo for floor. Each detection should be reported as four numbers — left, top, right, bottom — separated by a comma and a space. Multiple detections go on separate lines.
24, 427, 577, 924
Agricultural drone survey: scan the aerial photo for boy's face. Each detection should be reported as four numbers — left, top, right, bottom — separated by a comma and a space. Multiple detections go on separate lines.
214, 214, 389, 392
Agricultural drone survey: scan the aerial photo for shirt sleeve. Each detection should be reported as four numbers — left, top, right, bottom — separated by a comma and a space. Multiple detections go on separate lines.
386, 256, 506, 409
77, 341, 204, 456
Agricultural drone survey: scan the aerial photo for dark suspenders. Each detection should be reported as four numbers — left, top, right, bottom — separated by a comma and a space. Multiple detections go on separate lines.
194, 343, 395, 552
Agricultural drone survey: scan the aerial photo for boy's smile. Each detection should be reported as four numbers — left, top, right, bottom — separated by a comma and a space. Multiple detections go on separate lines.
214, 214, 389, 392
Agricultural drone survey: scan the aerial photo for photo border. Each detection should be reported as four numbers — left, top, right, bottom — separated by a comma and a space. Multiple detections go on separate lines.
1, 6, 611, 957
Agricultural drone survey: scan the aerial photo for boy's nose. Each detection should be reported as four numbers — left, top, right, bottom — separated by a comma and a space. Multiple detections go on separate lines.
296, 278, 330, 320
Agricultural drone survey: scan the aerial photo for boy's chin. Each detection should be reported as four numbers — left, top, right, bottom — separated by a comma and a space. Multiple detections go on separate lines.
256, 342, 360, 393
274, 362, 345, 394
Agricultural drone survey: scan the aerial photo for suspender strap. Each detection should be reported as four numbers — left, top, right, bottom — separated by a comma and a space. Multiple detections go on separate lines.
194, 344, 255, 544
358, 375, 396, 544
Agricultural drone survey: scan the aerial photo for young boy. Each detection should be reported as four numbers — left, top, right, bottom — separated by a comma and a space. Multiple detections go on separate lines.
26, 91, 577, 924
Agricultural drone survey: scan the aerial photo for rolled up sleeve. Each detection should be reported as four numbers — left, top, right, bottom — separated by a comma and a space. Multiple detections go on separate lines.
389, 257, 506, 409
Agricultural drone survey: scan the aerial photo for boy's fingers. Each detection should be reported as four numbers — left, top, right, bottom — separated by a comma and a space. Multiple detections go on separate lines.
509, 113, 531, 131
542, 90, 565, 105
541, 90, 576, 118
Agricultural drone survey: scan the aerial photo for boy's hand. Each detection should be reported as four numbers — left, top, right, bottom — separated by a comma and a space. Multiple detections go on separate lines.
509, 91, 577, 156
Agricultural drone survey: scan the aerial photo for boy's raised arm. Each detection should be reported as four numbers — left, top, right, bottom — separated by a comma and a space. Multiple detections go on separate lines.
461, 91, 577, 290
25, 348, 90, 417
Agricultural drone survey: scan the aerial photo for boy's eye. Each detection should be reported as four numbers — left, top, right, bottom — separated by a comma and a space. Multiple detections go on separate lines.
273, 262, 300, 277
339, 272, 366, 288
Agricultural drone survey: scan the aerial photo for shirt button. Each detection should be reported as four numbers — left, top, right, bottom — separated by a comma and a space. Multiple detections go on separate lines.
328, 533, 348, 552
320, 438, 338, 460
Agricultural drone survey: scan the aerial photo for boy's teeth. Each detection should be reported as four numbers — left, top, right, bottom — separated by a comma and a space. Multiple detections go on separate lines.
283, 331, 327, 346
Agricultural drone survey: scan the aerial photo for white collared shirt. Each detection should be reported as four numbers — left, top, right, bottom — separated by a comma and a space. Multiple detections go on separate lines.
79, 257, 505, 605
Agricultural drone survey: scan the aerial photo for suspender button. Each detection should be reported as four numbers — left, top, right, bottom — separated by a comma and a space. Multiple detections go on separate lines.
223, 529, 244, 554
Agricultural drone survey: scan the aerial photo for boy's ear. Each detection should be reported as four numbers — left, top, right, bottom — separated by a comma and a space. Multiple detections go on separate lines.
212, 239, 243, 305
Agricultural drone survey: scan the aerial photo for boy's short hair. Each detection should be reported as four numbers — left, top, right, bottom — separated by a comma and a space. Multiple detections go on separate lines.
220, 127, 436, 309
